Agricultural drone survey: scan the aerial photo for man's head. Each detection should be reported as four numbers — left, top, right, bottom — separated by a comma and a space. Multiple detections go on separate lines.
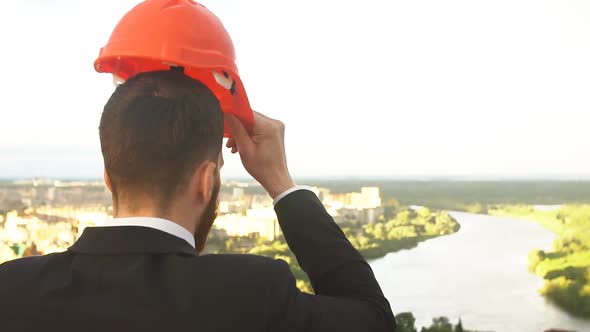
99, 70, 224, 252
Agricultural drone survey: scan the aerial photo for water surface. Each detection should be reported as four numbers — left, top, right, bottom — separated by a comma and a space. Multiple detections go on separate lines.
370, 212, 590, 332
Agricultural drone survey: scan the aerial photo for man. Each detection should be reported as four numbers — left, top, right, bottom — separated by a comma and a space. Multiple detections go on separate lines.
0, 71, 395, 331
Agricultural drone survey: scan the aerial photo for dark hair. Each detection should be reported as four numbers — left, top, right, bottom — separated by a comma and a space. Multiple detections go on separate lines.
99, 70, 223, 208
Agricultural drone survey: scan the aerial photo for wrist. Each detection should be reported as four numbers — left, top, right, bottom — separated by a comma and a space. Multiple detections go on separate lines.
262, 173, 296, 199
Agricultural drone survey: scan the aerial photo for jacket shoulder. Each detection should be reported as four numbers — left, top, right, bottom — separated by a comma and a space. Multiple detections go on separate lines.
197, 253, 291, 273
0, 252, 68, 272
0, 252, 73, 290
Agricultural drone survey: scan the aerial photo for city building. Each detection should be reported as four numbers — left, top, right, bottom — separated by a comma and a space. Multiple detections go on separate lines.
0, 180, 386, 263
319, 187, 384, 224
214, 208, 280, 241
360, 187, 381, 209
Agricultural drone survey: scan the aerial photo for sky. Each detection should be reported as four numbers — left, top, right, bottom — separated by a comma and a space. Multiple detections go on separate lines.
0, 0, 588, 179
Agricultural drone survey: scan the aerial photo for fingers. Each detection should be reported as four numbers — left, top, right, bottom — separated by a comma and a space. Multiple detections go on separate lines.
226, 114, 253, 153
226, 138, 238, 154
253, 111, 273, 122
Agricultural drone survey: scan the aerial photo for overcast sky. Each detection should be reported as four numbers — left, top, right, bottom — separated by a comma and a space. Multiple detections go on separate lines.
0, 0, 588, 179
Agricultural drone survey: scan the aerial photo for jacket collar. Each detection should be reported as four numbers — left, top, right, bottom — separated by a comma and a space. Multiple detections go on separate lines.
68, 226, 198, 256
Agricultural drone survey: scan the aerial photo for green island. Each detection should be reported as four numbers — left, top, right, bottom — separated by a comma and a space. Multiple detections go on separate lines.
206, 205, 460, 293
489, 204, 590, 318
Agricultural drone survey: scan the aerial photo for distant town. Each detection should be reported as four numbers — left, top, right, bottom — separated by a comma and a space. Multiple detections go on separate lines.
0, 179, 385, 263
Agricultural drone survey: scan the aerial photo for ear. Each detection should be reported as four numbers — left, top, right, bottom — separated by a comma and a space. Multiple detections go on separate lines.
189, 161, 218, 204
104, 169, 113, 193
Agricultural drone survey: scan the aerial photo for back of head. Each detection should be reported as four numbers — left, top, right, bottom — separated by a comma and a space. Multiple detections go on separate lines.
99, 70, 223, 211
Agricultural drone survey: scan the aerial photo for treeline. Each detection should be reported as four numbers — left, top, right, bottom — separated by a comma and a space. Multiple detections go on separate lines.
294, 180, 590, 207
345, 207, 459, 259
210, 207, 460, 293
490, 205, 590, 318
230, 180, 590, 213
396, 312, 479, 332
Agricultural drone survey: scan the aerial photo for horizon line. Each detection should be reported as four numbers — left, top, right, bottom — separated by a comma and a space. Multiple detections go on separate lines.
2, 174, 590, 183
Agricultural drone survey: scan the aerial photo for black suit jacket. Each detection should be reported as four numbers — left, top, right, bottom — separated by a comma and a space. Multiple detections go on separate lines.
0, 190, 395, 331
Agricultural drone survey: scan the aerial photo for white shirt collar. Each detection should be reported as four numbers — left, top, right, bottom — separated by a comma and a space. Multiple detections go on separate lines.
101, 217, 196, 249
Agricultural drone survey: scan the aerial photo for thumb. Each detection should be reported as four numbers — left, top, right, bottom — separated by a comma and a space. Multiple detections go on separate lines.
226, 114, 253, 152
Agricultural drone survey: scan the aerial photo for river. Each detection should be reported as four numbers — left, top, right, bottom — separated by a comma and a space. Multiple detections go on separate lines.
369, 211, 590, 332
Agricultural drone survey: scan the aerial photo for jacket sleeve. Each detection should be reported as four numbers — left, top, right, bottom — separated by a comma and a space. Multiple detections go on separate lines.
267, 189, 396, 331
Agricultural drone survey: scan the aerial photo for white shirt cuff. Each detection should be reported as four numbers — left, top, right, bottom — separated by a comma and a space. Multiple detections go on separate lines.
273, 185, 315, 206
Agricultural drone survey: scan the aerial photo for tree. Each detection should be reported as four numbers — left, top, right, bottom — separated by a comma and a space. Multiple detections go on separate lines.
224, 239, 234, 252
364, 223, 374, 234
388, 226, 417, 240
383, 197, 401, 219
417, 207, 432, 218
528, 249, 545, 272
356, 235, 369, 248
394, 312, 417, 332
454, 318, 464, 332
395, 209, 412, 226
422, 317, 453, 332
0, 243, 16, 264
373, 223, 385, 240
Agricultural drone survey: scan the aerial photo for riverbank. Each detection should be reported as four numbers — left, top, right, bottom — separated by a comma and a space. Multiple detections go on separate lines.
212, 207, 460, 293
489, 205, 590, 319
369, 211, 590, 331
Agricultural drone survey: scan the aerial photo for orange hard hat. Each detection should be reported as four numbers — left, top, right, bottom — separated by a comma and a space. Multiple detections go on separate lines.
94, 0, 253, 137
